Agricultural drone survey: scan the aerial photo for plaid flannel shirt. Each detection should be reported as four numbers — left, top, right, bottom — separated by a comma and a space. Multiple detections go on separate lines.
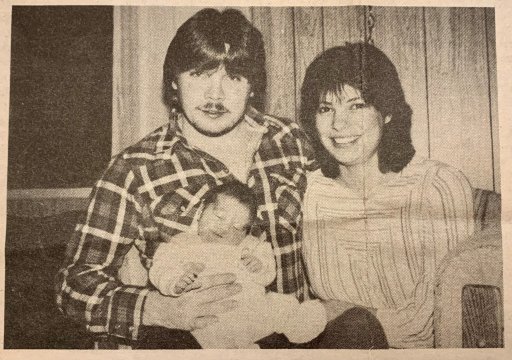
56, 107, 317, 341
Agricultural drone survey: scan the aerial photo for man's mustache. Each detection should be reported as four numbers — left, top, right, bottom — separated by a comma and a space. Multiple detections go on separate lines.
198, 103, 229, 113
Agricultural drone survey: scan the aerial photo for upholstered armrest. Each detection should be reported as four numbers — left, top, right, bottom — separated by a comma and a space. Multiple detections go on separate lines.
434, 188, 503, 348
473, 188, 501, 232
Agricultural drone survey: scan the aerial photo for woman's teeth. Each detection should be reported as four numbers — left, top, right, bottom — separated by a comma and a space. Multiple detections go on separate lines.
333, 136, 359, 144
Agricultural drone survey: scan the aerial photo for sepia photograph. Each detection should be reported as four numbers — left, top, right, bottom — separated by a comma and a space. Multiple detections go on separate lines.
1, 0, 509, 357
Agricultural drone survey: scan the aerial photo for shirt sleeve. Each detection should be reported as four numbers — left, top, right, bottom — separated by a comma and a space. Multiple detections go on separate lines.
375, 164, 475, 348
55, 155, 150, 341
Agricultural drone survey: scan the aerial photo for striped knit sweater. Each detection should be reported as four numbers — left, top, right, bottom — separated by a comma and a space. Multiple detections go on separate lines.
303, 157, 474, 348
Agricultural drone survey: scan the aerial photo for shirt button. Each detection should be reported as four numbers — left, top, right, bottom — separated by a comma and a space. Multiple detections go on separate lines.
129, 326, 134, 333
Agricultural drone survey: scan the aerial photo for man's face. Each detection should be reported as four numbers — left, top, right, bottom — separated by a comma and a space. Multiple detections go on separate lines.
198, 194, 252, 246
175, 64, 252, 137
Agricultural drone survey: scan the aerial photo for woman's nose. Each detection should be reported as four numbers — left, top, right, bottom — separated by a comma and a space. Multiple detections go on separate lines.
332, 110, 347, 131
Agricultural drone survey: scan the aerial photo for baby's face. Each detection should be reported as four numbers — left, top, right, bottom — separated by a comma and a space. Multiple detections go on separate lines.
198, 194, 252, 246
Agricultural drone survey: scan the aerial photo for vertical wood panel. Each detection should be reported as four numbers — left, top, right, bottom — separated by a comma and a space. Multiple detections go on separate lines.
252, 7, 296, 120
294, 7, 324, 116
425, 8, 493, 190
486, 8, 500, 192
373, 7, 430, 159
323, 6, 365, 48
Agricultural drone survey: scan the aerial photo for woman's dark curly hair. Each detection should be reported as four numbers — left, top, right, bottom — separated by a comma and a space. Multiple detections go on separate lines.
300, 42, 415, 178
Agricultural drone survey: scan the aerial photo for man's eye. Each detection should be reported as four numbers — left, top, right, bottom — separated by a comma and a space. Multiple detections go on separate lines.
350, 102, 368, 110
317, 106, 333, 114
190, 70, 203, 77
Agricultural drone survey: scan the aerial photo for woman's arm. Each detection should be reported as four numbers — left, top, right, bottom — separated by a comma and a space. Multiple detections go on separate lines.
375, 164, 475, 348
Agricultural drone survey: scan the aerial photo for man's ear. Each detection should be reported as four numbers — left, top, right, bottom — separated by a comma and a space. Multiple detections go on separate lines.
171, 81, 178, 90
384, 115, 392, 124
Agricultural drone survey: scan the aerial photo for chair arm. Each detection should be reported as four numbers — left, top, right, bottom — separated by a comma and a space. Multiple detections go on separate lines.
434, 227, 503, 348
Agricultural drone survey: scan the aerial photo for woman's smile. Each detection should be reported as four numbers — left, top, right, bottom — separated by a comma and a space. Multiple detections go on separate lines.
331, 135, 361, 146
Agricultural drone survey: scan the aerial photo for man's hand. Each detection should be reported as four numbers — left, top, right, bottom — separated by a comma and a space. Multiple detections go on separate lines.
143, 272, 241, 331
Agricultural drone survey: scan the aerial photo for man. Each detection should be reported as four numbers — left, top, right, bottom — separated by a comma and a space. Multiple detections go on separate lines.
56, 8, 316, 348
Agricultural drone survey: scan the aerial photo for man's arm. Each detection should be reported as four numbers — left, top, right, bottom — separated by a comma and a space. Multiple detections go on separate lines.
55, 155, 149, 340
56, 155, 242, 340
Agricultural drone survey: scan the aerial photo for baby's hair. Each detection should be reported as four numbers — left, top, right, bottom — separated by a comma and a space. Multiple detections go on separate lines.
202, 181, 257, 234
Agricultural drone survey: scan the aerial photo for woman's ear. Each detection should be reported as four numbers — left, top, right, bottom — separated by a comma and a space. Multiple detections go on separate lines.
171, 81, 178, 90
384, 115, 392, 124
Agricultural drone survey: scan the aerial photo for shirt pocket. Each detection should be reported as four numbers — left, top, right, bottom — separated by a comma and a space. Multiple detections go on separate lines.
152, 183, 211, 236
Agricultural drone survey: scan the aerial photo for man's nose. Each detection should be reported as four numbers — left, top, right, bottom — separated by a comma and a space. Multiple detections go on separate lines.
205, 73, 226, 101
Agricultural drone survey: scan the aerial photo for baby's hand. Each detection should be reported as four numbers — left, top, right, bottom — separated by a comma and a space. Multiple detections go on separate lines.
173, 262, 205, 295
240, 251, 263, 273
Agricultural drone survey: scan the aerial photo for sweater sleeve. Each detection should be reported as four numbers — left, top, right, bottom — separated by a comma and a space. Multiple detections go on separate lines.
375, 164, 475, 348
244, 240, 277, 287
149, 233, 198, 296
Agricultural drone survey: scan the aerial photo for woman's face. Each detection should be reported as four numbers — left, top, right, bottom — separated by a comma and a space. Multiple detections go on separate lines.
315, 84, 391, 168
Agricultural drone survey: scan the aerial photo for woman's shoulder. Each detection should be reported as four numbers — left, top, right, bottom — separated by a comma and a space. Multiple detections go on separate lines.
306, 169, 339, 190
401, 156, 473, 194
401, 157, 469, 182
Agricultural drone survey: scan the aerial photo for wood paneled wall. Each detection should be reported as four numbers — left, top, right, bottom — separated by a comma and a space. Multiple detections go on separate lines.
112, 6, 499, 192
251, 7, 499, 192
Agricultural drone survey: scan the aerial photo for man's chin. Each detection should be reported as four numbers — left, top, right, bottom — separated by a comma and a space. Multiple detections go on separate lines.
187, 117, 244, 137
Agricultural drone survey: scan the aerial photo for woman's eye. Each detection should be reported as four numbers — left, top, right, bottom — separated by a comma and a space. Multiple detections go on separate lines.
228, 74, 243, 82
317, 106, 333, 114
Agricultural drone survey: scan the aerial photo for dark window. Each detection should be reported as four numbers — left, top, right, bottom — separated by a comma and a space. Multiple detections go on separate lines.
8, 6, 113, 189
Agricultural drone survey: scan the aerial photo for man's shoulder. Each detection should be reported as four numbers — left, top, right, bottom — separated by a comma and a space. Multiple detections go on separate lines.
261, 113, 302, 136
116, 123, 176, 164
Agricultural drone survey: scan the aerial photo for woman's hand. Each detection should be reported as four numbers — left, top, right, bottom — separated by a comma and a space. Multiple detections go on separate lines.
322, 299, 376, 322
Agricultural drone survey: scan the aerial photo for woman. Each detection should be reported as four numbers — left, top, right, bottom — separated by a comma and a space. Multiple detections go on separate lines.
300, 43, 475, 348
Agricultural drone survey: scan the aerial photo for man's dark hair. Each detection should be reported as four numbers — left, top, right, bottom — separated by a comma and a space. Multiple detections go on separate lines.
300, 42, 415, 178
163, 8, 267, 111
202, 181, 257, 234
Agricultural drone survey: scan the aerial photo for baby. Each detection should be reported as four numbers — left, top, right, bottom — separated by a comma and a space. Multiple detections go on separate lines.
149, 182, 327, 349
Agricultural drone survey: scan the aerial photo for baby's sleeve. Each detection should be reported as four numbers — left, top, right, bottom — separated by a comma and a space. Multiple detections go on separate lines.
247, 239, 276, 286
149, 241, 185, 296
